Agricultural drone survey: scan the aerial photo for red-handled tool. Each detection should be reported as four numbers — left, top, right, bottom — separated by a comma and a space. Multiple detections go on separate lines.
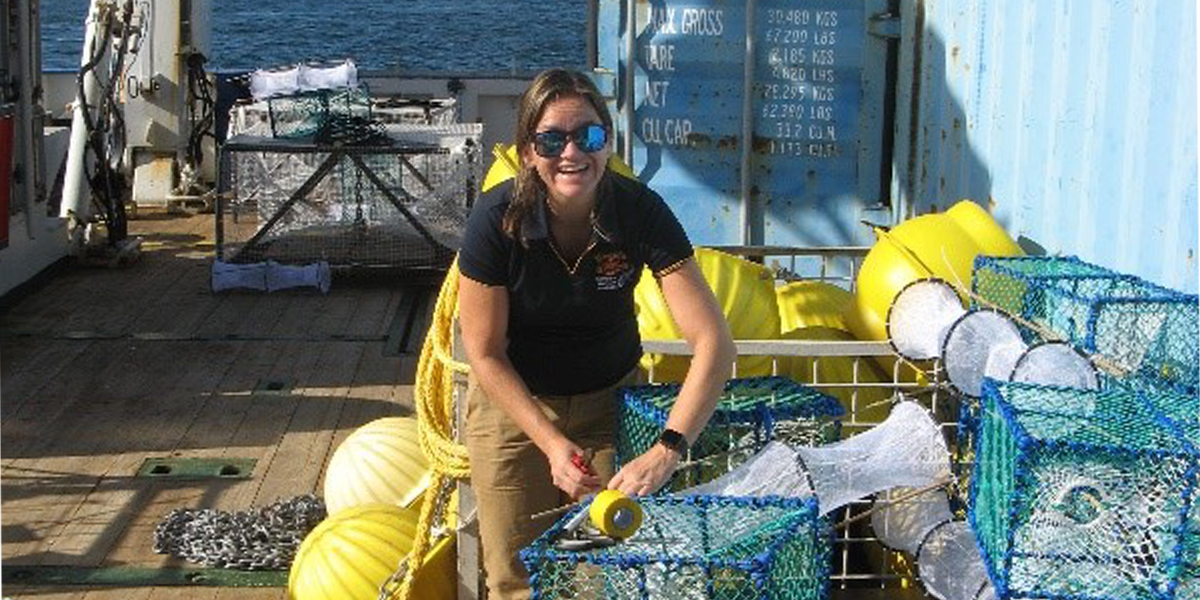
572, 451, 595, 476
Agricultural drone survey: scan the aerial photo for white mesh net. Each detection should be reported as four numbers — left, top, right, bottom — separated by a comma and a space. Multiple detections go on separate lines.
870, 487, 953, 555
917, 521, 992, 600
1010, 341, 1099, 390
943, 310, 1026, 397
683, 441, 815, 499
684, 401, 952, 517
888, 279, 966, 360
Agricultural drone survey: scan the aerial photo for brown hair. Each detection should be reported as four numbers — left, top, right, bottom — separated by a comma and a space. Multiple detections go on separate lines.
503, 68, 614, 242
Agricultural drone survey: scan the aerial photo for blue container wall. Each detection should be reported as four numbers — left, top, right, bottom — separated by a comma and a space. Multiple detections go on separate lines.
598, 0, 893, 248
898, 0, 1198, 293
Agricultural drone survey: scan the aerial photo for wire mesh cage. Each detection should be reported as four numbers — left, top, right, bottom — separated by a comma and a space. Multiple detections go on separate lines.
616, 376, 845, 492
968, 379, 1200, 600
971, 255, 1199, 394
520, 495, 831, 600
265, 87, 374, 140
217, 124, 482, 269
230, 94, 456, 139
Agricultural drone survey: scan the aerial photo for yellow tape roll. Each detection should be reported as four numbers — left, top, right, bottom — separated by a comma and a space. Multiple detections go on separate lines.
589, 490, 643, 539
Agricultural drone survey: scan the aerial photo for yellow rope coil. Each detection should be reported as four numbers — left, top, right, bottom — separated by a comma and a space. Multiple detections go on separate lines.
394, 258, 472, 600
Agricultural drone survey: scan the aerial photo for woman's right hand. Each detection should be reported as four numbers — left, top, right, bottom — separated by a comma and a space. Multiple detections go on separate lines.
547, 440, 601, 500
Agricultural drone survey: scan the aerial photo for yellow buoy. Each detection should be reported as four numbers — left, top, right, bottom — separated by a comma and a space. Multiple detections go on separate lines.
481, 143, 635, 193
850, 200, 1022, 343
323, 417, 431, 516
635, 247, 780, 382
288, 503, 456, 600
775, 280, 853, 334
777, 326, 893, 424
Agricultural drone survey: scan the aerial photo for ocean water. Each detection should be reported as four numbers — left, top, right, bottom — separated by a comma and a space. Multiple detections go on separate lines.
40, 0, 588, 73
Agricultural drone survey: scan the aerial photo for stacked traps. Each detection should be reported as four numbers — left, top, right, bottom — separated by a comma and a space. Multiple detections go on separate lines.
972, 255, 1199, 395
969, 379, 1200, 600
521, 494, 830, 600
886, 278, 1100, 398
616, 376, 844, 492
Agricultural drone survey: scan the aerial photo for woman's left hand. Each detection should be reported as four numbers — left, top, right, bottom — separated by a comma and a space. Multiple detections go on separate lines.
607, 444, 681, 496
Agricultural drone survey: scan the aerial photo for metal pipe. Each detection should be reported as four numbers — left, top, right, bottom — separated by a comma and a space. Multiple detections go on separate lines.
739, 0, 758, 245
16, 0, 42, 235
622, 0, 636, 166
586, 0, 599, 68
61, 0, 108, 235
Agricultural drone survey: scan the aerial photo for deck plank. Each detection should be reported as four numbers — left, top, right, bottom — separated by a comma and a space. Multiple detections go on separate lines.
0, 337, 93, 421
34, 341, 229, 567
247, 339, 365, 507
1, 211, 448, 600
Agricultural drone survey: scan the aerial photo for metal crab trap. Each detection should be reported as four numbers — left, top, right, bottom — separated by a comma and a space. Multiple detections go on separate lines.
216, 122, 482, 270
632, 247, 957, 596
521, 494, 831, 600
969, 379, 1199, 600
616, 376, 846, 492
971, 255, 1199, 395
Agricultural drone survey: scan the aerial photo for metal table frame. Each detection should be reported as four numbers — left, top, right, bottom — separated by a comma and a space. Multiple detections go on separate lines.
215, 134, 454, 264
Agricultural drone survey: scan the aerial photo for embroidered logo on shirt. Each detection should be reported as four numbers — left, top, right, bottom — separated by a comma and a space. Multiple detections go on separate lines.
594, 252, 636, 291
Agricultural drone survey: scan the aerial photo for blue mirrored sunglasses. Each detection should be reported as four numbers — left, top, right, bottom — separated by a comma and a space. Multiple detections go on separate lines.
533, 124, 608, 158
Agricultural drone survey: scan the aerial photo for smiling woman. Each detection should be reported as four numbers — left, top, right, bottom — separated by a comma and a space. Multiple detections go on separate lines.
454, 68, 736, 600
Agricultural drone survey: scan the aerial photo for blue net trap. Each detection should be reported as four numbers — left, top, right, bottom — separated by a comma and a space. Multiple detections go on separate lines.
520, 494, 830, 600
968, 379, 1199, 600
616, 377, 844, 491
971, 255, 1199, 394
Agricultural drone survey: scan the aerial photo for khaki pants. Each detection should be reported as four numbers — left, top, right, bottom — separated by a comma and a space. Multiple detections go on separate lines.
464, 369, 639, 600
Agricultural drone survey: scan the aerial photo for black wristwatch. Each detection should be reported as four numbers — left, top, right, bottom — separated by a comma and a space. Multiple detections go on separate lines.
657, 428, 688, 456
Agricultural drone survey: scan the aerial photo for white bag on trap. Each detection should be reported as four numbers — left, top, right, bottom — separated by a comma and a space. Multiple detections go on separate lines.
871, 491, 993, 600
871, 487, 954, 555
685, 401, 951, 516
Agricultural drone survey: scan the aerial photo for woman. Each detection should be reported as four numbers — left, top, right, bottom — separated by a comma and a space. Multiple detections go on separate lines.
457, 68, 735, 600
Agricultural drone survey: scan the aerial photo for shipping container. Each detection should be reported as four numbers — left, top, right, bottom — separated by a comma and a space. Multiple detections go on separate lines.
594, 0, 1198, 293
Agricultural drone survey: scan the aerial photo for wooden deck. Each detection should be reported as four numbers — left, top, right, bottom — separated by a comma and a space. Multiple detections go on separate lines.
1, 209, 441, 599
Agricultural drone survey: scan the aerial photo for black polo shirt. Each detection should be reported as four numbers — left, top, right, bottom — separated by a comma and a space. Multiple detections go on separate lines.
459, 173, 693, 396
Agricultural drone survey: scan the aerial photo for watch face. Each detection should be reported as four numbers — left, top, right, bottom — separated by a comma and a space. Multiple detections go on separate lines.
659, 428, 686, 452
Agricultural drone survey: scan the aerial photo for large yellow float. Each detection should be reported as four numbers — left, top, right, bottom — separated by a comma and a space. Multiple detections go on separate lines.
850, 200, 1023, 343
634, 247, 780, 382
288, 503, 456, 600
775, 281, 892, 423
323, 417, 431, 516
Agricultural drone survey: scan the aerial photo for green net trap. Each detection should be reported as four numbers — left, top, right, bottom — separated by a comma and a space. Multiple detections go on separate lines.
968, 379, 1199, 600
520, 494, 830, 600
616, 377, 844, 491
971, 255, 1199, 395
266, 87, 377, 142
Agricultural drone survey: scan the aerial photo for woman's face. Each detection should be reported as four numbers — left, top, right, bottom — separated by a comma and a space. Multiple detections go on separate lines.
524, 95, 610, 211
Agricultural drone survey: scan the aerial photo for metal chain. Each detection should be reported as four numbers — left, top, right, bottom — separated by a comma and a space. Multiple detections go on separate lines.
152, 494, 327, 571
377, 478, 457, 600
353, 164, 367, 236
